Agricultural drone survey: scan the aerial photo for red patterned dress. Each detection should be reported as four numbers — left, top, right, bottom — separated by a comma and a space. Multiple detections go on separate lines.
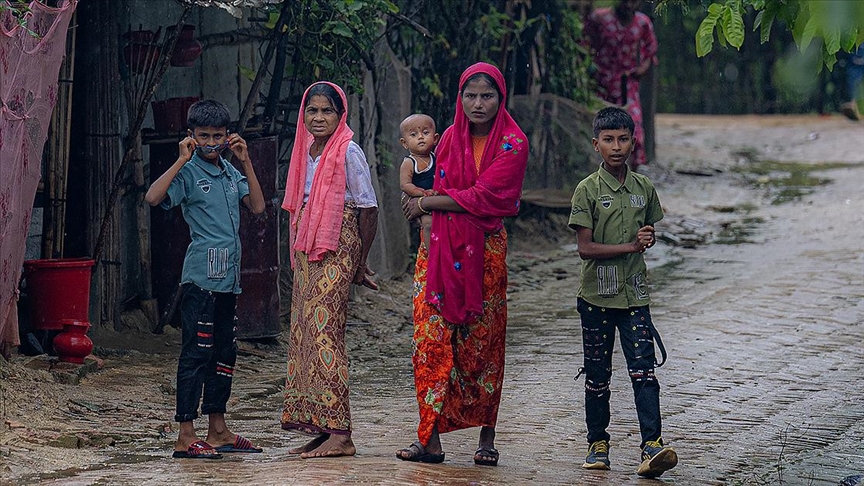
412, 231, 509, 444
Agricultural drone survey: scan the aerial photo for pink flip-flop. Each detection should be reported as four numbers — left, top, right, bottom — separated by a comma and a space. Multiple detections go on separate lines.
214, 435, 263, 453
172, 440, 223, 459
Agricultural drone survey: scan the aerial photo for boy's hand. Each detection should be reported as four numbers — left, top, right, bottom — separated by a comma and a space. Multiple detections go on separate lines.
423, 189, 437, 196
636, 225, 655, 252
178, 136, 196, 163
227, 133, 250, 162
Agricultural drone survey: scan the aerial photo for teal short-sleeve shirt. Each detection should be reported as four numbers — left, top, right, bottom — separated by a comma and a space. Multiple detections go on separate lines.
569, 165, 663, 308
161, 152, 250, 294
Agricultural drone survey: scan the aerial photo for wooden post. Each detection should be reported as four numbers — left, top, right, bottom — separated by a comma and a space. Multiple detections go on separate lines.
639, 5, 657, 165
640, 63, 657, 165
132, 133, 157, 323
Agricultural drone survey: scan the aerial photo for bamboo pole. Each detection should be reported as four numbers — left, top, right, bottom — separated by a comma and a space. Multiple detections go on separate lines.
132, 131, 156, 323
81, 0, 122, 330
118, 24, 159, 321
91, 7, 190, 264
43, 11, 77, 259
237, 0, 290, 133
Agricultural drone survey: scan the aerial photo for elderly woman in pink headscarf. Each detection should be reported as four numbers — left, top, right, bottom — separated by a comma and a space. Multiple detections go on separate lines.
280, 82, 378, 458
397, 62, 529, 466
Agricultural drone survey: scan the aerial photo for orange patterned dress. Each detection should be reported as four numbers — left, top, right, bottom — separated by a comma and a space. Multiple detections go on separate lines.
412, 229, 509, 444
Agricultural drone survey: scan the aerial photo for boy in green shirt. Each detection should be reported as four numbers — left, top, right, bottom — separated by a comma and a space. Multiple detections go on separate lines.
568, 107, 677, 478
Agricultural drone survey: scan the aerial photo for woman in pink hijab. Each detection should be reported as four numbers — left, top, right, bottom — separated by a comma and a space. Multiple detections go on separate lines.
281, 82, 378, 458
397, 63, 529, 466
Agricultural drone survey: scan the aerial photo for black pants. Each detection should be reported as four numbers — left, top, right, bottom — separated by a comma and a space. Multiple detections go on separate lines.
578, 298, 661, 449
175, 284, 237, 423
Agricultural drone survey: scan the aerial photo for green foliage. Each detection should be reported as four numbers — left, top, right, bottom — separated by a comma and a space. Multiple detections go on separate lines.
661, 0, 864, 71
257, 0, 592, 145
543, 6, 594, 104
421, 74, 444, 99
652, 3, 848, 115
238, 64, 257, 82
388, 0, 593, 126
695, 3, 724, 57
274, 0, 398, 93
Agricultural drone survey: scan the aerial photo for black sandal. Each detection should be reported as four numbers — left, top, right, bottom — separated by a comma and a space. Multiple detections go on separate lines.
474, 446, 499, 466
396, 441, 445, 464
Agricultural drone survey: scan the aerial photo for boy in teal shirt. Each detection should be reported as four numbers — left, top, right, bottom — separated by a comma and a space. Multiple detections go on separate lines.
569, 107, 677, 478
146, 99, 265, 459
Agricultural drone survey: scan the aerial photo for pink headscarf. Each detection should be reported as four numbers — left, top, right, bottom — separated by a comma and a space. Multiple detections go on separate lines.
426, 62, 529, 324
281, 82, 352, 267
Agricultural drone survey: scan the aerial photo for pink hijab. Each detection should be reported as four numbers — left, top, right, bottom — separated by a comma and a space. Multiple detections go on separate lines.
426, 62, 529, 324
281, 82, 352, 267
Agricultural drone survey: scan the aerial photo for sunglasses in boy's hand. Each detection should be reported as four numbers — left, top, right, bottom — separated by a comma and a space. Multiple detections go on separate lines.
196, 140, 230, 155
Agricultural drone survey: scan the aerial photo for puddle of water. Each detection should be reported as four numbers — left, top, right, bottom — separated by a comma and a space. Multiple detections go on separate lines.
714, 216, 765, 244
735, 160, 859, 205
648, 257, 683, 282
707, 202, 758, 214
24, 463, 111, 484
105, 453, 162, 465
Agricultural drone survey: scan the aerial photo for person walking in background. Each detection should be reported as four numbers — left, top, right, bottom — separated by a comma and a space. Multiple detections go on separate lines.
584, 0, 658, 170
397, 62, 529, 466
145, 99, 266, 459
280, 82, 379, 459
569, 107, 676, 478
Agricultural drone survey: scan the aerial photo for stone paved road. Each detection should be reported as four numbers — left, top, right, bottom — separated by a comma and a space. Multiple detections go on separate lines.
6, 115, 864, 486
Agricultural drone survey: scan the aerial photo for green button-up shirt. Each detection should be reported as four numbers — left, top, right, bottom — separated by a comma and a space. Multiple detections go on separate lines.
569, 164, 663, 309
161, 153, 250, 294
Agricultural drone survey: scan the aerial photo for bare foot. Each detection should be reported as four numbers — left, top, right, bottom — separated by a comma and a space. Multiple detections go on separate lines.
396, 424, 443, 459
474, 426, 498, 465
205, 431, 236, 448
300, 434, 356, 459
289, 433, 329, 454
204, 413, 235, 449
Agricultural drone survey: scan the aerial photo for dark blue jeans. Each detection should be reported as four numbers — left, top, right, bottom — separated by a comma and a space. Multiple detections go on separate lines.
175, 284, 237, 423
578, 298, 661, 449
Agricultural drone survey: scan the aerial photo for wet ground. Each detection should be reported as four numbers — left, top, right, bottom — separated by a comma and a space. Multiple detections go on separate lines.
2, 114, 863, 485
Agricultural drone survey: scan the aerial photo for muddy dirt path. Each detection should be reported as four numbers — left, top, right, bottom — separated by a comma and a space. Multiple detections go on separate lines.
2, 114, 862, 485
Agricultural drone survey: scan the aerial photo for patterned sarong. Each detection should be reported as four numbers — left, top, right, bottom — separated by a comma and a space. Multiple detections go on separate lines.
412, 230, 509, 444
282, 205, 360, 435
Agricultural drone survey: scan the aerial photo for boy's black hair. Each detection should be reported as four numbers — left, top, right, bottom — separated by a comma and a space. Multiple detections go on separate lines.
593, 106, 635, 137
187, 99, 231, 130
305, 83, 345, 116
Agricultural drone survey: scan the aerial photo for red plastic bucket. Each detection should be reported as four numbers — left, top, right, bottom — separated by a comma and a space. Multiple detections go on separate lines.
23, 258, 95, 331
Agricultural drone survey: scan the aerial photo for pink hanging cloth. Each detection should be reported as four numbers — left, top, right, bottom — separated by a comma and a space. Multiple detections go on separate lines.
1, 0, 79, 354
